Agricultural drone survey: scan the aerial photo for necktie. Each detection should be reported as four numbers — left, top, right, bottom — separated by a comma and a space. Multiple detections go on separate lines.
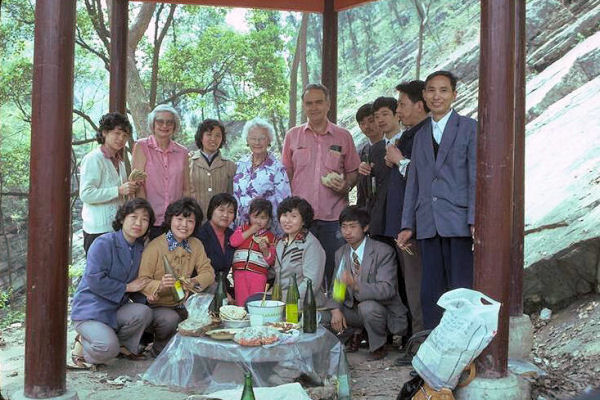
351, 251, 360, 277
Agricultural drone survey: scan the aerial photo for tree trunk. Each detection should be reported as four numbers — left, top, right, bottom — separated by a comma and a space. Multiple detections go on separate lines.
413, 0, 429, 81
311, 14, 322, 80
288, 14, 309, 129
345, 11, 359, 61
149, 4, 176, 109
299, 13, 309, 124
127, 3, 155, 137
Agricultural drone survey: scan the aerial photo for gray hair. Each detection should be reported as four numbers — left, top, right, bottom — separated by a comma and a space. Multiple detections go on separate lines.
147, 104, 182, 135
241, 117, 275, 144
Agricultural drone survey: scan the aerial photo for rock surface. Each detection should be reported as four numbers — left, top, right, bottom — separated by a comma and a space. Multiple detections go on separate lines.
523, 76, 600, 310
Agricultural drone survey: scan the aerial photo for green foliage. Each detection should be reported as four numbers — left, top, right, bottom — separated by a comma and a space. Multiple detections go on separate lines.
68, 264, 85, 295
0, 288, 25, 328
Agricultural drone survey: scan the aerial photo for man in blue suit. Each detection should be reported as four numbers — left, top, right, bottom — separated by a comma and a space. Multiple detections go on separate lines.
397, 71, 476, 329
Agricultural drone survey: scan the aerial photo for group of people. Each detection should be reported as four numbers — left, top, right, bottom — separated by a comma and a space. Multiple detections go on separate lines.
70, 69, 477, 369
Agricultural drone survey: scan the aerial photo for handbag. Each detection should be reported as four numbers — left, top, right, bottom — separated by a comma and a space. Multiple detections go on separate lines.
396, 375, 424, 400
411, 363, 476, 400
412, 383, 455, 400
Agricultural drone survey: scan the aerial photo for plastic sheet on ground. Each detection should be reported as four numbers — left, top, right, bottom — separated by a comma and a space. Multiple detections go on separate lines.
187, 382, 311, 400
142, 326, 351, 398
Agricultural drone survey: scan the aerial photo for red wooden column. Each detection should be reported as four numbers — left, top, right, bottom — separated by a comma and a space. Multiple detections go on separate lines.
322, 0, 338, 123
110, 0, 129, 114
25, 1, 77, 397
474, 0, 515, 378
510, 0, 526, 317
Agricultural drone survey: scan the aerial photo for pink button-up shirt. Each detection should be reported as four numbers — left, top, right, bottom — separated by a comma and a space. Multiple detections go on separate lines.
137, 135, 188, 225
282, 121, 360, 221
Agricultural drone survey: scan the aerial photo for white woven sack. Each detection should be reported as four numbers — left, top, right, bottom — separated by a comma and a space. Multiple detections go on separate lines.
412, 288, 500, 390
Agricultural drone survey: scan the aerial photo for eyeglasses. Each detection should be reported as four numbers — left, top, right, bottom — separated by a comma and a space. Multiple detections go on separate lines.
155, 119, 175, 127
247, 136, 268, 143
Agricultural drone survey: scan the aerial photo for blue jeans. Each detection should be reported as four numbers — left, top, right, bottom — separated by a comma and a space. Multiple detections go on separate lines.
310, 220, 345, 292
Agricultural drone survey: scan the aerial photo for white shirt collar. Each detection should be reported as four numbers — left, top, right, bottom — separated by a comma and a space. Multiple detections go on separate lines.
350, 236, 368, 264
431, 109, 453, 135
384, 130, 403, 145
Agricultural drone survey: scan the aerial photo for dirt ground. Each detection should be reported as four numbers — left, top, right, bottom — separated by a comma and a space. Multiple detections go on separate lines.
1, 295, 599, 399
0, 323, 412, 400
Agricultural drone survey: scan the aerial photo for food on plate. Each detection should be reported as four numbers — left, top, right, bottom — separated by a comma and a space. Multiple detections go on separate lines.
265, 321, 299, 333
234, 326, 280, 346
220, 305, 248, 321
178, 316, 212, 336
205, 328, 241, 340
320, 171, 343, 188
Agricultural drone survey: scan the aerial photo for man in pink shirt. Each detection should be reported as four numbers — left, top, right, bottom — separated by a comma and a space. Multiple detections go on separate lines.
282, 84, 361, 290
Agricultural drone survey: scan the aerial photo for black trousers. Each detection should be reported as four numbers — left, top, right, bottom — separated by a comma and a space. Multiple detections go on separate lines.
419, 234, 473, 329
83, 231, 106, 255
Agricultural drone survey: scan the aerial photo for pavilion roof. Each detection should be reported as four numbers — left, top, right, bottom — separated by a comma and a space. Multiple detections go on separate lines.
134, 0, 375, 12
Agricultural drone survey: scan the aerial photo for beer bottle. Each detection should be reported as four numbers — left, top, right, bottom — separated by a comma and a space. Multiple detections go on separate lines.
210, 271, 227, 314
162, 255, 185, 302
285, 273, 300, 323
240, 372, 256, 400
271, 266, 282, 302
332, 257, 348, 303
303, 278, 317, 333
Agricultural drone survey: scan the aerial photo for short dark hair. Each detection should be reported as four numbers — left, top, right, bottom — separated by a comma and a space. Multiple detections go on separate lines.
277, 196, 314, 229
373, 97, 397, 114
355, 103, 373, 123
339, 206, 370, 228
396, 80, 430, 113
425, 70, 458, 91
301, 83, 329, 101
96, 112, 132, 144
206, 193, 238, 221
248, 198, 273, 222
112, 198, 155, 235
195, 119, 226, 150
162, 197, 203, 234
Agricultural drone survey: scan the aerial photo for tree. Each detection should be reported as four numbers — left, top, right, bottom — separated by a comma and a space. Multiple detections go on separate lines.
413, 0, 432, 80
288, 13, 309, 129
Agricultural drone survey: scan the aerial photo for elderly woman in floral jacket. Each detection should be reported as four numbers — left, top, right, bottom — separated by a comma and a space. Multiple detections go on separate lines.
233, 118, 291, 237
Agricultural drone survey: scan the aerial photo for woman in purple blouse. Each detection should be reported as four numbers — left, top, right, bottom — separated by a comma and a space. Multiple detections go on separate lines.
233, 118, 291, 237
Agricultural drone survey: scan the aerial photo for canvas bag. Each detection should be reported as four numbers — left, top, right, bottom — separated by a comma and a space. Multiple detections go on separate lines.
412, 288, 500, 390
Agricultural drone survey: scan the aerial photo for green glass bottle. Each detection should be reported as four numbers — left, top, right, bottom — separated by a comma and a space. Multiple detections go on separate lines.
240, 372, 256, 400
162, 255, 185, 302
271, 266, 282, 302
210, 271, 227, 314
303, 278, 317, 333
285, 273, 300, 323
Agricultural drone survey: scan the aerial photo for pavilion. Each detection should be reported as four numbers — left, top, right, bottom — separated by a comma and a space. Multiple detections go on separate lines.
23, 0, 525, 398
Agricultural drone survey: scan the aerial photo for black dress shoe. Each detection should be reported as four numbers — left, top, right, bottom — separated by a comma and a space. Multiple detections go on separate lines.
366, 346, 387, 361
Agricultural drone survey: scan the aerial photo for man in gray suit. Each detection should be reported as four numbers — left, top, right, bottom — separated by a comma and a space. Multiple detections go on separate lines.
330, 206, 408, 361
397, 71, 477, 329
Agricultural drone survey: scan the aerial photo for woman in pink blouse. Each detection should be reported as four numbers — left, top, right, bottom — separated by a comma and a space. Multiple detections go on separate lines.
132, 105, 190, 239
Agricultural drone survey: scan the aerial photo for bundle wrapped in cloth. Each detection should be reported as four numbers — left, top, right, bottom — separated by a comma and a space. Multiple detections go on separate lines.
128, 168, 147, 183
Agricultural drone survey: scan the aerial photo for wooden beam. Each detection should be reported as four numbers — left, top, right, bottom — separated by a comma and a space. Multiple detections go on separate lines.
334, 0, 376, 11
26, 1, 77, 396
133, 0, 324, 12
474, 0, 515, 378
132, 0, 375, 12
510, 0, 526, 317
322, 0, 338, 122
110, 0, 129, 114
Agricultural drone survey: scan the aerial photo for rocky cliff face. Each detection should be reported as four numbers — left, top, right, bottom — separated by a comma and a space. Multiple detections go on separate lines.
339, 0, 600, 312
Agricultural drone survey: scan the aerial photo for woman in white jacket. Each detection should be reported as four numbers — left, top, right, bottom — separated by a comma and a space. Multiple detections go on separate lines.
80, 113, 137, 253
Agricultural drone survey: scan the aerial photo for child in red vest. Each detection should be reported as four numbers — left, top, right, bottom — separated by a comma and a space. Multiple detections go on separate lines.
230, 198, 276, 306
